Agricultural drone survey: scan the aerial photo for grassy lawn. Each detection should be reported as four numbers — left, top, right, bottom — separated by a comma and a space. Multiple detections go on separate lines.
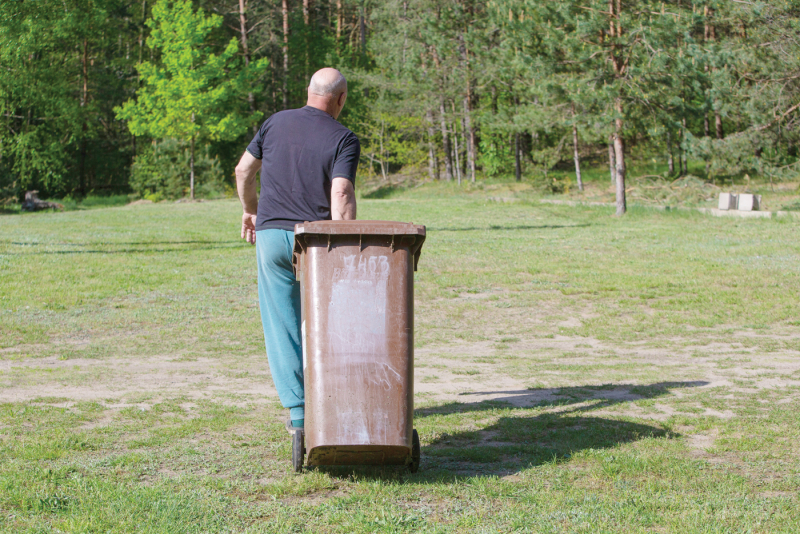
1, 185, 799, 532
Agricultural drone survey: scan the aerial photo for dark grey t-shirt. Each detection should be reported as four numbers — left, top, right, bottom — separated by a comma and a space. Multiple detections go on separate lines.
246, 106, 360, 231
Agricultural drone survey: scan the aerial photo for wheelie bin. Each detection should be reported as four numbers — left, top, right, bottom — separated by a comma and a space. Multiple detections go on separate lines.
291, 220, 426, 472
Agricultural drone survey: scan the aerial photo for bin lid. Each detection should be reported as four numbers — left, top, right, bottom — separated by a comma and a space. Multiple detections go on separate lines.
294, 220, 425, 237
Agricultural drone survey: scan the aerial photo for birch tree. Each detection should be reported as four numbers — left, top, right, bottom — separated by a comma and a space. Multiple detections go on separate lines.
116, 0, 266, 199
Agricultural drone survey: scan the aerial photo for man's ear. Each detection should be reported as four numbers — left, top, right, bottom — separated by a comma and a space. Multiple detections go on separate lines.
338, 92, 347, 107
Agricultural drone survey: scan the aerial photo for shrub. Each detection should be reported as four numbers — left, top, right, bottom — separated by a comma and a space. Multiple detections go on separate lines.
130, 138, 225, 200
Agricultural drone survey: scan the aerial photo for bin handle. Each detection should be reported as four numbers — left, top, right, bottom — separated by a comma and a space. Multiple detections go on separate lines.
409, 234, 426, 272
293, 232, 425, 272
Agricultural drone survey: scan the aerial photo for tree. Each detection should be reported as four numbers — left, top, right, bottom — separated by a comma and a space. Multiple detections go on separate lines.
115, 0, 264, 199
0, 0, 140, 199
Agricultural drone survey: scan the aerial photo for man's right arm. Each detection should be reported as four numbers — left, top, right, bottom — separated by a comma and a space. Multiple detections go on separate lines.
331, 177, 356, 220
235, 151, 262, 244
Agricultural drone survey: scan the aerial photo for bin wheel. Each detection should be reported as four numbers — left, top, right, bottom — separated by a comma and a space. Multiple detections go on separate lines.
292, 430, 304, 473
409, 429, 420, 473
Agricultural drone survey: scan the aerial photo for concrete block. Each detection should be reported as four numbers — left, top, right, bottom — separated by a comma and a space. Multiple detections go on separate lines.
737, 194, 761, 211
718, 193, 737, 210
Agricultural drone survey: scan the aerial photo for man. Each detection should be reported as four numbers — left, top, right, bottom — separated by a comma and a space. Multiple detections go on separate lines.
234, 68, 359, 431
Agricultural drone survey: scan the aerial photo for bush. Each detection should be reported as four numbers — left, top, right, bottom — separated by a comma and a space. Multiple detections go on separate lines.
130, 138, 225, 200
0, 160, 19, 206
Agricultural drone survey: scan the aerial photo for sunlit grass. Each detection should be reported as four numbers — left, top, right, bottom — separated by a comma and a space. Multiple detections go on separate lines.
1, 183, 799, 532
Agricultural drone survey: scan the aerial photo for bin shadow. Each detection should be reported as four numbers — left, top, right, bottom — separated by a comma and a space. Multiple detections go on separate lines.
308, 381, 704, 481
411, 381, 705, 478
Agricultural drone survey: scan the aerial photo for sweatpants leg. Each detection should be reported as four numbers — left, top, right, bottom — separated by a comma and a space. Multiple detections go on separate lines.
256, 229, 303, 421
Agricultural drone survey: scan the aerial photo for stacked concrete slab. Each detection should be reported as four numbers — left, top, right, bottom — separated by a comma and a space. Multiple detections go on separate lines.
718, 193, 761, 211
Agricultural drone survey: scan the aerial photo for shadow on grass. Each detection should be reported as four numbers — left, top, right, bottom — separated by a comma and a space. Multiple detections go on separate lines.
419, 381, 708, 415
0, 240, 248, 255
412, 381, 704, 477
361, 184, 407, 199
311, 381, 703, 480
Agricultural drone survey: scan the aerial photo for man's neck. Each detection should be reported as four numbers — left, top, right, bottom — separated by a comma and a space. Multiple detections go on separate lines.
306, 96, 337, 118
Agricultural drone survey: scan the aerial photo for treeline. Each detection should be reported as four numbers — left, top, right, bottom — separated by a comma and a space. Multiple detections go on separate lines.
1, 0, 798, 213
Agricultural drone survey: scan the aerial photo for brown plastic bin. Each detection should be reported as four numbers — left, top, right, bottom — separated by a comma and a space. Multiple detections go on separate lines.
292, 220, 426, 472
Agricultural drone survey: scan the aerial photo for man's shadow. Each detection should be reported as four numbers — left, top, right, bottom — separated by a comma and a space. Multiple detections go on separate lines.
411, 381, 707, 477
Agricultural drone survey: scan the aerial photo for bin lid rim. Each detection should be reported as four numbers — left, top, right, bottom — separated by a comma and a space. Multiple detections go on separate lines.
294, 220, 425, 236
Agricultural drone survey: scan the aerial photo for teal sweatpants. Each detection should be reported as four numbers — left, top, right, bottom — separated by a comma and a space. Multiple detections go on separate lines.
256, 229, 304, 421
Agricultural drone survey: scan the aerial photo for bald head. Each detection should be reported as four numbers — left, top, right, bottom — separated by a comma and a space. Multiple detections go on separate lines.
307, 68, 348, 119
309, 68, 347, 97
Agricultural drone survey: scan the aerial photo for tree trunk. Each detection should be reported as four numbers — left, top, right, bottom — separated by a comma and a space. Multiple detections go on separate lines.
462, 27, 476, 183
282, 0, 289, 110
79, 38, 89, 196
571, 104, 583, 191
336, 0, 342, 44
667, 130, 674, 175
609, 0, 625, 214
303, 0, 312, 80
378, 119, 387, 180
238, 0, 256, 132
359, 4, 366, 55
613, 100, 626, 215
439, 100, 453, 181
190, 134, 195, 200
514, 132, 522, 182
608, 135, 616, 184
681, 116, 688, 175
464, 96, 475, 183
359, 3, 368, 96
452, 118, 462, 185
138, 0, 146, 68
572, 124, 583, 191
400, 1, 409, 64
704, 5, 724, 142
461, 114, 468, 179
426, 110, 438, 180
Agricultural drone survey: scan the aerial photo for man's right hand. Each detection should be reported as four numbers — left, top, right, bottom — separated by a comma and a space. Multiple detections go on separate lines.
234, 151, 261, 244
241, 212, 258, 245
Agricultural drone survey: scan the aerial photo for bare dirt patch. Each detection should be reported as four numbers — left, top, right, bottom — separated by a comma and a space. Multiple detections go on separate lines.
0, 354, 276, 407
3, 333, 799, 426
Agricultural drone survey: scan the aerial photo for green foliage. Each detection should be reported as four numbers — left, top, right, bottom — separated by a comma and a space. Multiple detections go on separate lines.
357, 111, 428, 179
116, 0, 263, 143
130, 138, 224, 200
478, 134, 511, 177
115, 0, 265, 197
2, 0, 800, 200
0, 0, 136, 198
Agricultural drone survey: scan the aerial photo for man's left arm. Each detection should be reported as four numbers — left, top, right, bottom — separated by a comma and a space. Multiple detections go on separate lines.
331, 177, 356, 220
235, 151, 262, 244
330, 133, 360, 221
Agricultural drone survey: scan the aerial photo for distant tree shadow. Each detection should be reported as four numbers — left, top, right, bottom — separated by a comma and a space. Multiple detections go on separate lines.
428, 223, 591, 232
0, 240, 247, 255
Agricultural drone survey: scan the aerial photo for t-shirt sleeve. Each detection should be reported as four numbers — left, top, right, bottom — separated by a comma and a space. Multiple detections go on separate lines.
245, 120, 267, 160
331, 132, 361, 184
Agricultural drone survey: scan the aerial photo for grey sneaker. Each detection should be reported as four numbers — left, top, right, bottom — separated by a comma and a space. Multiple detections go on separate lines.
285, 418, 304, 435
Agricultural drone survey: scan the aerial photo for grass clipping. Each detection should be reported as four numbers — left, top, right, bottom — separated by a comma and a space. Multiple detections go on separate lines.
628, 175, 720, 207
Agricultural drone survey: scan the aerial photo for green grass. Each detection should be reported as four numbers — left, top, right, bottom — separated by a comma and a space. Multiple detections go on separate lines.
1, 184, 799, 532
